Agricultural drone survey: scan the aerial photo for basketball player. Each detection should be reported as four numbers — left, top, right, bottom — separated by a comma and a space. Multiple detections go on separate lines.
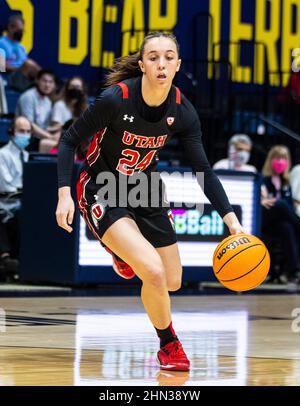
56, 32, 243, 371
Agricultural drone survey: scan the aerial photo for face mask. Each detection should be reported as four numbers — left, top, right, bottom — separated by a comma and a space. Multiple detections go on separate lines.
66, 88, 83, 99
13, 30, 23, 42
271, 159, 288, 174
235, 150, 250, 165
229, 146, 250, 166
14, 133, 31, 149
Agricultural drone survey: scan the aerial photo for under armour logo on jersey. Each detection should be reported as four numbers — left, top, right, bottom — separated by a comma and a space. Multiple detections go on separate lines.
123, 114, 134, 122
167, 117, 175, 126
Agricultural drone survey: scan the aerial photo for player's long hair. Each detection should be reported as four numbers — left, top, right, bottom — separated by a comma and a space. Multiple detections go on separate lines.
104, 31, 180, 87
262, 145, 291, 183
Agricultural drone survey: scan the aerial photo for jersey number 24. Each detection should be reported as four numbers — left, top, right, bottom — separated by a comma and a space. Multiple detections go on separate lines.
116, 149, 157, 175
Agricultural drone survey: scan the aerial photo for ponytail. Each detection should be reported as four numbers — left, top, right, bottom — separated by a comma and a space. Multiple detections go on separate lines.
104, 52, 142, 87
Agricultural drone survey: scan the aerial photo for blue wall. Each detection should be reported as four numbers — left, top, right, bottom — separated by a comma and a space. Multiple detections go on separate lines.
0, 0, 296, 86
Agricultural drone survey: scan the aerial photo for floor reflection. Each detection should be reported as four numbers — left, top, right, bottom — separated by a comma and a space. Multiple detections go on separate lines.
156, 370, 190, 386
74, 311, 248, 386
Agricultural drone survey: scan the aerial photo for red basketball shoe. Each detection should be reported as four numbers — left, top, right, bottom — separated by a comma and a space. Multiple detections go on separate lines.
157, 340, 190, 371
104, 247, 135, 280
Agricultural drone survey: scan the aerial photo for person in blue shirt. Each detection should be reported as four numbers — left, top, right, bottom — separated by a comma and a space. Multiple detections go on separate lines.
0, 14, 41, 91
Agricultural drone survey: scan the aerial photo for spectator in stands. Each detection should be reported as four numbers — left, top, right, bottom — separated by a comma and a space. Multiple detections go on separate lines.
43, 76, 88, 154
261, 145, 300, 283
51, 76, 88, 130
0, 74, 7, 115
0, 116, 31, 279
0, 49, 4, 72
213, 134, 257, 172
290, 164, 300, 217
49, 119, 90, 161
15, 69, 58, 152
0, 14, 41, 91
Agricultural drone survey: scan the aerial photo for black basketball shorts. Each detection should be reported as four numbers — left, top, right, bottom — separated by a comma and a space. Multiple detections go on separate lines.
76, 170, 177, 248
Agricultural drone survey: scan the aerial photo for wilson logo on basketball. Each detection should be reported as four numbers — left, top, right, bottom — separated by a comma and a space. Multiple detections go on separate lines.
216, 236, 251, 260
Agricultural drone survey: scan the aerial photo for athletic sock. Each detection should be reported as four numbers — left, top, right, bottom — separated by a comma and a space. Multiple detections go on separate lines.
155, 321, 178, 348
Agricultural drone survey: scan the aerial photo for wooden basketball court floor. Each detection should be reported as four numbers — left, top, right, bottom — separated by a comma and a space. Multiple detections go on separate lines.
0, 294, 299, 386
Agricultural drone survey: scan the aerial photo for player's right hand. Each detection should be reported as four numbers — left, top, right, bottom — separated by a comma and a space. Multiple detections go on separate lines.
56, 195, 75, 233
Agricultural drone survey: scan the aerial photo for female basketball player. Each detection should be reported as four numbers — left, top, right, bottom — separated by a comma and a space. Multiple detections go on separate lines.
56, 32, 243, 372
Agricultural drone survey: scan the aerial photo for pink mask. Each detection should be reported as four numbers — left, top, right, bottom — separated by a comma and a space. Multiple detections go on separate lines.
271, 159, 288, 174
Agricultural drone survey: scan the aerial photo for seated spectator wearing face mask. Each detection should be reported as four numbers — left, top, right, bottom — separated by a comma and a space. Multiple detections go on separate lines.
51, 76, 88, 130
290, 164, 300, 218
0, 116, 31, 278
0, 14, 41, 91
213, 134, 257, 172
261, 145, 300, 283
45, 76, 89, 155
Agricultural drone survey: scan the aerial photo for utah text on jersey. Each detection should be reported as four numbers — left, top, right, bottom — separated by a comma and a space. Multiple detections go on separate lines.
85, 78, 181, 177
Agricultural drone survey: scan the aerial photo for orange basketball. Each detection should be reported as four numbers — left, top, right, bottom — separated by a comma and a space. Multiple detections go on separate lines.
213, 233, 270, 292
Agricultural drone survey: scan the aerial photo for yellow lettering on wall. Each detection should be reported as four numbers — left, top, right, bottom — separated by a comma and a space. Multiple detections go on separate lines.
292, 47, 300, 71
255, 0, 280, 86
282, 0, 300, 86
102, 51, 114, 67
208, 0, 221, 79
149, 0, 177, 30
121, 0, 145, 56
5, 0, 34, 53
111, 5, 118, 22
59, 0, 88, 65
91, 0, 104, 67
229, 0, 253, 83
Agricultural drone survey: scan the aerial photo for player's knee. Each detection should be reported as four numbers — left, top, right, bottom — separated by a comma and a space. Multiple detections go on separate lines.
167, 265, 183, 291
167, 279, 182, 292
142, 262, 166, 289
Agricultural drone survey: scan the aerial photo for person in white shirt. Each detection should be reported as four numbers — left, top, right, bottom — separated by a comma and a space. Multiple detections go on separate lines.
15, 69, 58, 151
290, 164, 300, 217
51, 76, 88, 129
213, 134, 257, 173
41, 76, 88, 153
0, 116, 31, 276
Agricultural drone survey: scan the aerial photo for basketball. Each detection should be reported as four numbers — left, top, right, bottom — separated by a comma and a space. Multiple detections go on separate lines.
213, 234, 270, 292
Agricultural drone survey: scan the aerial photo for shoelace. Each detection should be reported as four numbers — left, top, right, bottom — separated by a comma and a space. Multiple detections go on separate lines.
171, 343, 185, 358
163, 341, 185, 359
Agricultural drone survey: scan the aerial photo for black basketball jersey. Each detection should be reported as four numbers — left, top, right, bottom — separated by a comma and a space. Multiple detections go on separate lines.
83, 77, 181, 178
58, 76, 233, 218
